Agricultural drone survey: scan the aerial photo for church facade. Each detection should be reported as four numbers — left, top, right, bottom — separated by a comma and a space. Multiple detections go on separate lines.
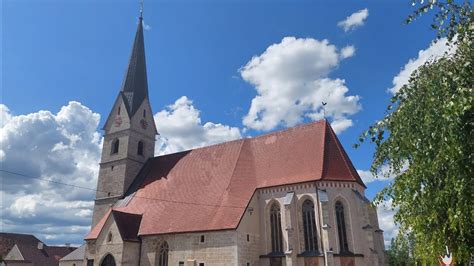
84, 14, 386, 266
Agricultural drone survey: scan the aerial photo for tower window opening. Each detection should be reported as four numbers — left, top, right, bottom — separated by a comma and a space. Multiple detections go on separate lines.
118, 107, 121, 115
111, 139, 119, 154
143, 109, 146, 117
137, 141, 144, 156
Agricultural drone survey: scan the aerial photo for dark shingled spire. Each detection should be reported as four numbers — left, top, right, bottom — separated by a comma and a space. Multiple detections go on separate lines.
120, 15, 148, 117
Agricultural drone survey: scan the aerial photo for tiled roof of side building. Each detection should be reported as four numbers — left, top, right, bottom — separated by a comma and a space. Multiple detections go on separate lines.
10, 244, 75, 266
85, 120, 365, 240
59, 244, 86, 261
0, 233, 41, 258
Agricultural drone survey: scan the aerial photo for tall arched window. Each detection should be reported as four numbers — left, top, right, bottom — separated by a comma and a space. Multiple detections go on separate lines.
302, 199, 318, 252
111, 139, 119, 154
101, 254, 116, 266
335, 201, 349, 253
137, 141, 144, 156
270, 203, 283, 253
157, 242, 169, 266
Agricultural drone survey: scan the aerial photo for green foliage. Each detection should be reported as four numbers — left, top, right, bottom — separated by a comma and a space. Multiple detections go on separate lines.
387, 233, 418, 266
407, 0, 473, 41
357, 2, 473, 261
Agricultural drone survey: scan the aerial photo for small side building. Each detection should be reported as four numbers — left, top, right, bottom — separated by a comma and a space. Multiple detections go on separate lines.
0, 233, 75, 266
59, 245, 86, 266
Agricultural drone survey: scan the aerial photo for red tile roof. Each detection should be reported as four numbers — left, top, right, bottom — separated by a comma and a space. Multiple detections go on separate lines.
86, 120, 364, 240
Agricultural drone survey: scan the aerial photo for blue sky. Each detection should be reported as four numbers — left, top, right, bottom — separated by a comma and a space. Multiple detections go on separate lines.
1, 0, 449, 246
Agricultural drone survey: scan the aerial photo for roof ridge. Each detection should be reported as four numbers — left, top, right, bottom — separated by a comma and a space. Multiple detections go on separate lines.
152, 120, 327, 158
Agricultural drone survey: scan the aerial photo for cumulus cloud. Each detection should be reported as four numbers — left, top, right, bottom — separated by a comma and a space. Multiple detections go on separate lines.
357, 161, 409, 184
0, 102, 101, 245
390, 38, 455, 94
240, 37, 361, 134
340, 45, 356, 59
154, 96, 242, 155
338, 8, 369, 32
377, 199, 399, 247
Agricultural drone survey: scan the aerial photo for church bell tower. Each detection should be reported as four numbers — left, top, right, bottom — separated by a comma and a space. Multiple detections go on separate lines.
91, 14, 158, 227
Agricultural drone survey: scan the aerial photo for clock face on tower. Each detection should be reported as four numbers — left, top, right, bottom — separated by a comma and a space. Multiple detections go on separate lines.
140, 119, 148, 129
114, 116, 122, 127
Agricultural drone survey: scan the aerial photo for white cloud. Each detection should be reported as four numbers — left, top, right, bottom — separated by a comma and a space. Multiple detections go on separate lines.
142, 20, 152, 31
358, 169, 393, 184
390, 38, 455, 94
377, 199, 399, 247
0, 102, 102, 245
340, 45, 356, 59
357, 161, 409, 184
9, 194, 39, 218
338, 8, 369, 32
154, 96, 242, 155
240, 37, 361, 134
1, 98, 241, 245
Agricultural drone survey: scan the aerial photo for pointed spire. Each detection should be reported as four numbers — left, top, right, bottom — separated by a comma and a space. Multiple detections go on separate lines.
120, 11, 148, 117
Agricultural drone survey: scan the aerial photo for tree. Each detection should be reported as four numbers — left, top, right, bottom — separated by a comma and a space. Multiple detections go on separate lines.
387, 233, 418, 266
357, 0, 473, 262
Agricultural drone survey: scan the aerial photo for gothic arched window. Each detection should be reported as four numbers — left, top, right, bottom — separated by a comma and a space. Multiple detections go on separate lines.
270, 202, 283, 254
101, 254, 116, 266
157, 242, 169, 266
335, 201, 349, 253
111, 139, 119, 154
137, 141, 144, 156
302, 199, 318, 252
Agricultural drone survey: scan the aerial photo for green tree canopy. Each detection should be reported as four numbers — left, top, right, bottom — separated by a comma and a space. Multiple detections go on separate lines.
358, 0, 473, 262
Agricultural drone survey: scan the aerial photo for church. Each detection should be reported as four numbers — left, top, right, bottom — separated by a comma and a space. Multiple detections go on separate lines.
83, 13, 386, 266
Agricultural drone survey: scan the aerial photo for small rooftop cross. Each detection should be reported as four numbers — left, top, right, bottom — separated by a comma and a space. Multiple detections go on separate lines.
140, 0, 144, 18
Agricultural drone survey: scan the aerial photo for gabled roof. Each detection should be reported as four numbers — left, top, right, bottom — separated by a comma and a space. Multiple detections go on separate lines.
13, 243, 75, 265
86, 120, 365, 240
120, 15, 148, 117
0, 233, 41, 258
59, 244, 85, 261
4, 243, 74, 266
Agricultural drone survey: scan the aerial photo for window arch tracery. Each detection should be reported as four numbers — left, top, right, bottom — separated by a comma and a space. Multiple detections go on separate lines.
270, 202, 283, 254
302, 199, 318, 252
335, 201, 349, 253
157, 241, 169, 266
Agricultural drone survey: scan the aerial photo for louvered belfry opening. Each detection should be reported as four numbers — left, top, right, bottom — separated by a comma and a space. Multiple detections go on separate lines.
270, 203, 283, 254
